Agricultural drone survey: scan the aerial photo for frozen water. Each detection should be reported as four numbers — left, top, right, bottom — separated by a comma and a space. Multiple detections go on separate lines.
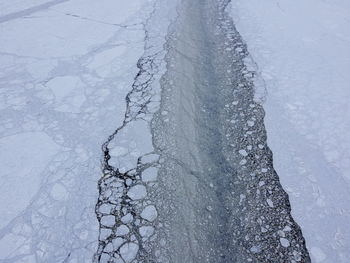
140, 205, 158, 222
127, 185, 147, 200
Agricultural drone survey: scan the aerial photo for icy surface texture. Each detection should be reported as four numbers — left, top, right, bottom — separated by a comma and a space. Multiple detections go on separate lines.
0, 0, 158, 261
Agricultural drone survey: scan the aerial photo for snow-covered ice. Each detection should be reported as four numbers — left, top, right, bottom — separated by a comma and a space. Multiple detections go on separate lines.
0, 0, 157, 261
0, 132, 60, 229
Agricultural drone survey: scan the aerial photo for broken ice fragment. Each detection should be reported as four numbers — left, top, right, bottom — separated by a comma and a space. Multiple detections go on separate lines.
140, 205, 158, 222
239, 149, 248, 156
121, 213, 133, 224
280, 238, 290, 247
120, 242, 139, 262
101, 215, 115, 227
247, 120, 255, 127
250, 245, 261, 254
267, 198, 274, 208
116, 225, 129, 236
240, 159, 247, 165
127, 185, 147, 200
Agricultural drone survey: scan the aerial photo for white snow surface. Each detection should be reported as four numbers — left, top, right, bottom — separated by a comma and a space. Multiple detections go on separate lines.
0, 0, 159, 261
230, 0, 350, 262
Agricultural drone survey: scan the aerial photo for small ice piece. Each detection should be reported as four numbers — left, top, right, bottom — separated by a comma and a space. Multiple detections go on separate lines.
239, 149, 248, 156
280, 238, 290, 247
247, 120, 255, 127
139, 226, 154, 238
267, 198, 274, 208
126, 179, 132, 186
120, 242, 139, 262
258, 144, 264, 149
116, 225, 129, 236
239, 194, 246, 203
127, 185, 147, 200
232, 101, 239, 105
293, 251, 302, 262
209, 183, 214, 188
98, 204, 111, 214
250, 245, 261, 254
121, 213, 133, 224
247, 145, 252, 150
261, 168, 268, 173
258, 181, 265, 187
278, 230, 286, 237
283, 226, 292, 232
141, 205, 158, 222
101, 215, 115, 227
240, 159, 247, 165
161, 110, 168, 116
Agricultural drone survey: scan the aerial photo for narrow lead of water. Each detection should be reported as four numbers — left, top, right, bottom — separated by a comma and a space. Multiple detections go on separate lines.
151, 0, 311, 262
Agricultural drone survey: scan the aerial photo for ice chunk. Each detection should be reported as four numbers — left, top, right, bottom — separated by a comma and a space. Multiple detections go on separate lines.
239, 149, 248, 156
240, 159, 247, 165
140, 205, 158, 222
267, 198, 274, 208
127, 185, 147, 200
280, 238, 290, 248
120, 242, 139, 262
247, 120, 255, 127
116, 225, 129, 236
121, 213, 133, 224
101, 215, 115, 227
